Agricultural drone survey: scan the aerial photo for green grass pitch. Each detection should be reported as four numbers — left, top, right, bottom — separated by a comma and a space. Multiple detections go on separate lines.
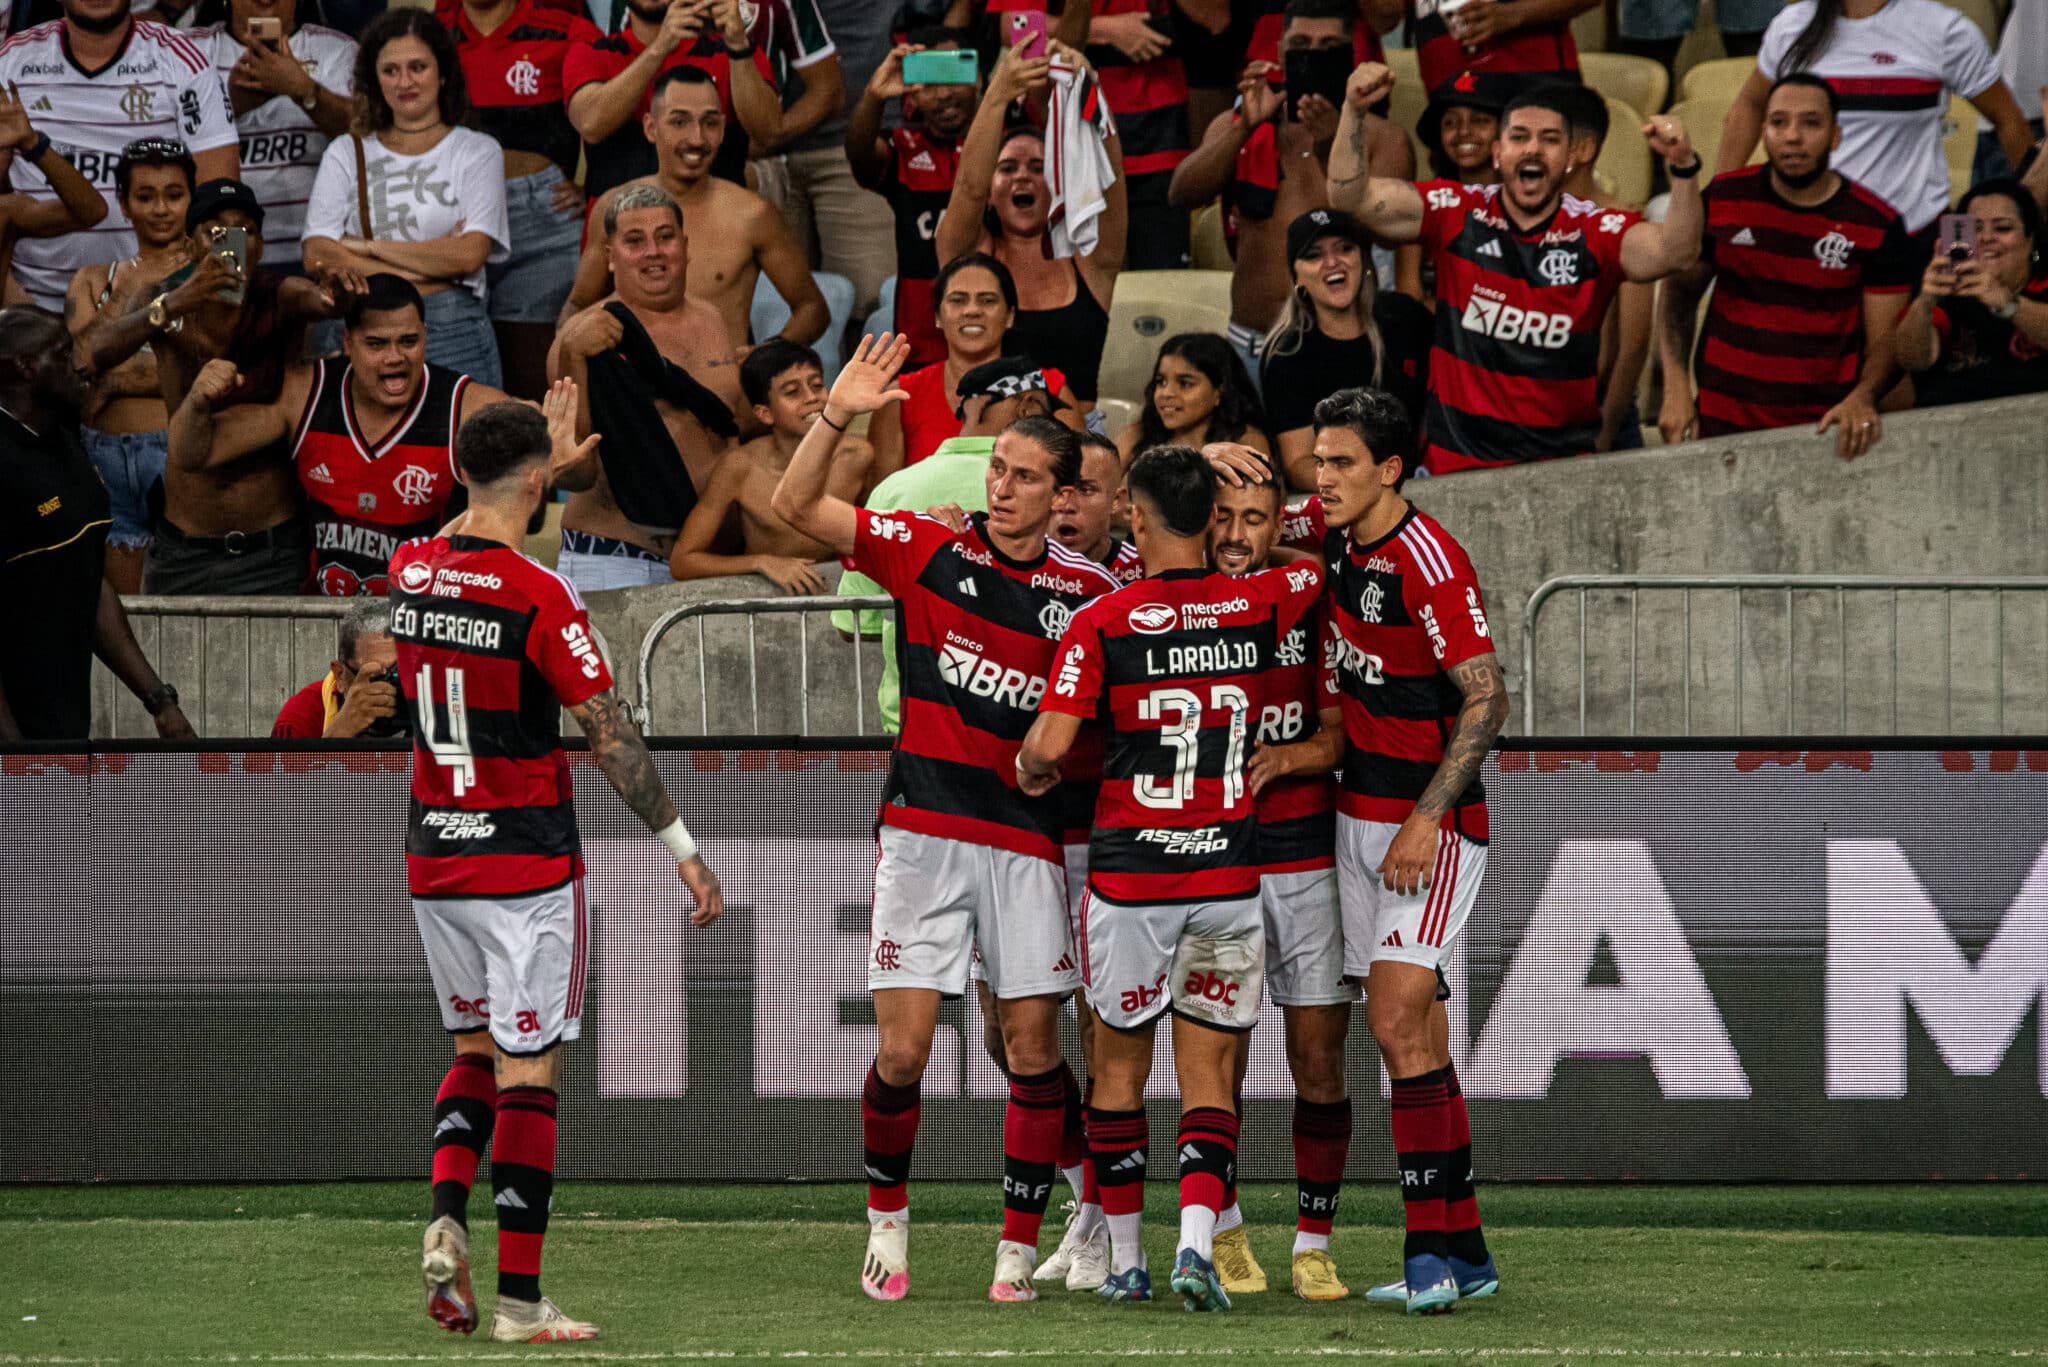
3, 1184, 2044, 1364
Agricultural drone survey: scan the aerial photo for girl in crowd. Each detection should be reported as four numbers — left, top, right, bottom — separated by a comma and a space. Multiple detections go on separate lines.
1114, 332, 1269, 466
1896, 179, 2048, 406
1259, 209, 1432, 491
935, 40, 1126, 409
303, 9, 511, 386
1420, 71, 1508, 185
867, 252, 1082, 477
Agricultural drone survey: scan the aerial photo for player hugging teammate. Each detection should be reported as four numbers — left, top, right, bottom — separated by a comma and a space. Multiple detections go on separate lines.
772, 326, 1512, 1317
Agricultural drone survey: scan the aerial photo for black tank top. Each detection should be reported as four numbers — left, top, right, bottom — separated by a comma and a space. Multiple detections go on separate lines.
1004, 269, 1110, 403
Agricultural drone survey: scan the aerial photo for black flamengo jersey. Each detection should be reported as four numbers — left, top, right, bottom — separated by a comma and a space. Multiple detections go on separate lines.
1416, 181, 1639, 473
294, 358, 470, 597
1318, 502, 1494, 841
879, 126, 962, 370
855, 510, 1124, 863
390, 535, 614, 898
1046, 563, 1325, 904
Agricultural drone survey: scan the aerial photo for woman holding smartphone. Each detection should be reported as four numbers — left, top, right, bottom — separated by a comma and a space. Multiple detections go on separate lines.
302, 9, 511, 386
1896, 179, 2048, 406
935, 38, 1126, 408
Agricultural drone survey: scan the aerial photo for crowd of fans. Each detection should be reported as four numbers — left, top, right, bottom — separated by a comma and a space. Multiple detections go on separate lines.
0, 0, 2044, 739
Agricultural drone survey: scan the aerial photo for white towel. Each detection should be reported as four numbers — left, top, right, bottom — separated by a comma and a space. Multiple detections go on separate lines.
1047, 59, 1117, 259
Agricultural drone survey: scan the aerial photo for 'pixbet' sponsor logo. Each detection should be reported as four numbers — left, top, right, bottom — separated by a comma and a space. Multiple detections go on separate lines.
1136, 826, 1228, 856
1031, 570, 1089, 594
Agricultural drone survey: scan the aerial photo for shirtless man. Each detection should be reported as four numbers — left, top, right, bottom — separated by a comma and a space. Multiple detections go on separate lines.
1167, 0, 1415, 377
552, 182, 742, 591
669, 338, 874, 593
565, 65, 827, 353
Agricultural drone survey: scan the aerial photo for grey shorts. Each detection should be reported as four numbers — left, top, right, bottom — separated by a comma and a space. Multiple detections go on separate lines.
869, 825, 1078, 1000
1080, 888, 1265, 1034
489, 166, 584, 325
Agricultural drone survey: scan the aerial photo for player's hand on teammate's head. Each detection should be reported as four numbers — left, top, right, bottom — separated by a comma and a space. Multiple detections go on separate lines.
1201, 442, 1274, 487
826, 333, 915, 415
679, 854, 723, 927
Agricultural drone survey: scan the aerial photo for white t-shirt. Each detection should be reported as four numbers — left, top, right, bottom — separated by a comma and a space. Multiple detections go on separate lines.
1759, 0, 2002, 231
1996, 0, 2047, 121
0, 18, 237, 309
302, 125, 511, 300
195, 23, 356, 268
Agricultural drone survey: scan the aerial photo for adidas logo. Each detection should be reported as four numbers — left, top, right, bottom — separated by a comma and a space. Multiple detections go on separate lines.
1052, 953, 1074, 973
434, 1112, 473, 1136
307, 462, 334, 484
494, 1189, 529, 1209
32, 96, 52, 112
1179, 1143, 1203, 1163
1476, 239, 1502, 258
864, 1164, 893, 1184
1110, 1152, 1146, 1172
957, 577, 978, 596
1382, 930, 1402, 947
908, 149, 936, 172
1731, 227, 1756, 246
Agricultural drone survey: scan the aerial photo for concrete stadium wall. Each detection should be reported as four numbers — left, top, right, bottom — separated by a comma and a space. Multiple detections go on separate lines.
91, 393, 2048, 739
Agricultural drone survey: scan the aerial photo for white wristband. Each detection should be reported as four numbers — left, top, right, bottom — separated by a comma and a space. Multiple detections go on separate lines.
656, 818, 698, 864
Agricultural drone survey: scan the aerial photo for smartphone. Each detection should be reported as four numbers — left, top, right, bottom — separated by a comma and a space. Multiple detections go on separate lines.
212, 225, 249, 305
903, 48, 978, 85
1006, 9, 1047, 62
1936, 212, 1976, 264
1284, 46, 1352, 121
247, 14, 282, 46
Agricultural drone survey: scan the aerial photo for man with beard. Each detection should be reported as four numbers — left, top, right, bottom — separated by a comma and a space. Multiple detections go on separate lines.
1656, 74, 1913, 458
165, 274, 540, 596
1329, 66, 1703, 475
567, 66, 827, 354
0, 0, 236, 312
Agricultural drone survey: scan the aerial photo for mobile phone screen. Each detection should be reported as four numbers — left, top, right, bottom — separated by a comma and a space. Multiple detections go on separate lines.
1284, 47, 1351, 121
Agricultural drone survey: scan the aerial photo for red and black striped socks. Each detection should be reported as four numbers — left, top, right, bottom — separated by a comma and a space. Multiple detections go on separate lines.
1087, 1104, 1148, 1274
1000, 1066, 1066, 1250
1389, 1066, 1453, 1262
1444, 1064, 1489, 1266
491, 1084, 558, 1303
1293, 1094, 1353, 1253
430, 1054, 496, 1229
861, 1062, 920, 1222
1176, 1106, 1238, 1261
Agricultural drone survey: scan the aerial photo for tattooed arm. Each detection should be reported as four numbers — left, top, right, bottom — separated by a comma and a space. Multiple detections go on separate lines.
571, 690, 724, 926
1375, 652, 1510, 896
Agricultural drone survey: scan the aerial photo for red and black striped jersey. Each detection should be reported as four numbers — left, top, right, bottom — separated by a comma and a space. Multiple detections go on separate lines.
1321, 503, 1493, 841
877, 126, 962, 370
1045, 562, 1326, 904
1253, 598, 1337, 872
1053, 535, 1147, 842
1087, 0, 1190, 178
1404, 0, 1578, 96
293, 358, 471, 597
1102, 536, 1145, 585
855, 509, 1123, 863
1416, 181, 1638, 473
1694, 166, 1913, 436
442, 0, 598, 173
390, 535, 613, 898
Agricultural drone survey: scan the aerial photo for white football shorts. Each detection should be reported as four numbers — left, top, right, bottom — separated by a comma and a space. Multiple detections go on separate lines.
1335, 815, 1487, 976
414, 879, 587, 1056
1261, 865, 1358, 1007
1080, 889, 1265, 1034
869, 825, 1078, 1000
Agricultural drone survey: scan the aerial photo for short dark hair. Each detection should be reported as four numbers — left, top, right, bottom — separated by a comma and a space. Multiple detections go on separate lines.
1283, 0, 1357, 30
651, 64, 720, 108
455, 402, 550, 487
1126, 445, 1217, 537
1312, 387, 1416, 488
1004, 414, 1082, 487
114, 138, 195, 199
1501, 84, 1576, 134
741, 339, 824, 409
346, 273, 425, 329
1547, 81, 1609, 152
355, 8, 468, 135
1768, 71, 1840, 120
906, 23, 973, 50
1958, 177, 2042, 246
933, 251, 1019, 318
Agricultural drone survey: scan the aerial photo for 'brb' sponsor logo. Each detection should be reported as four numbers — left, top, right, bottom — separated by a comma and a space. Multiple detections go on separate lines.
1183, 969, 1241, 1009
937, 638, 1045, 709
1461, 291, 1574, 349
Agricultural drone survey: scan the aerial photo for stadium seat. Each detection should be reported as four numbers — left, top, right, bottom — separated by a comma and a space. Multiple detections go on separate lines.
1386, 47, 1431, 152
1093, 396, 1141, 440
859, 275, 896, 350
754, 270, 856, 377
1666, 95, 1762, 176
1191, 203, 1232, 271
1097, 271, 1234, 407
1681, 56, 1757, 105
1944, 93, 1978, 206
1939, 0, 2001, 47
1596, 95, 1655, 207
1570, 5, 1608, 56
1582, 52, 1669, 118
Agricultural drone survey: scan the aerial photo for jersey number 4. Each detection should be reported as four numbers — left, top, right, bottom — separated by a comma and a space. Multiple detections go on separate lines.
417, 663, 478, 797
1136, 684, 1250, 811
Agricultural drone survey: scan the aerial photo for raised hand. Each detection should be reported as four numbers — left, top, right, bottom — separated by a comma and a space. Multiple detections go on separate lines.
1642, 114, 1696, 170
988, 40, 1052, 103
543, 376, 600, 474
0, 83, 35, 151
1241, 60, 1284, 126
825, 332, 914, 416
1345, 62, 1395, 115
191, 358, 243, 409
868, 43, 917, 101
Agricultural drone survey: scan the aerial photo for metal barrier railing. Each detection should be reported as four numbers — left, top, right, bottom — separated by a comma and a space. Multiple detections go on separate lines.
98, 597, 353, 739
1520, 575, 2048, 735
634, 595, 895, 736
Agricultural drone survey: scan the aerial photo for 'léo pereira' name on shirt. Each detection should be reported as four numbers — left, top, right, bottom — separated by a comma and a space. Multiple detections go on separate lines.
391, 602, 505, 652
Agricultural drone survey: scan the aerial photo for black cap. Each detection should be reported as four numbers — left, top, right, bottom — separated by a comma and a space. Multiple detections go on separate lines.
1417, 70, 1519, 157
185, 178, 265, 234
954, 356, 1067, 418
1285, 208, 1373, 263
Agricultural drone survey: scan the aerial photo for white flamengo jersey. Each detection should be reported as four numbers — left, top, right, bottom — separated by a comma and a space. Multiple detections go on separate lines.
194, 23, 356, 268
0, 19, 236, 309
1758, 0, 2000, 233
